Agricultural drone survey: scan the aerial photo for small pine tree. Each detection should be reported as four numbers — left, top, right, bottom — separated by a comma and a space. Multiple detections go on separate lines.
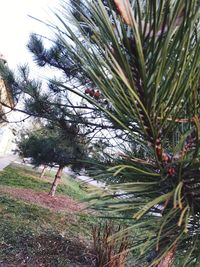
18, 123, 87, 196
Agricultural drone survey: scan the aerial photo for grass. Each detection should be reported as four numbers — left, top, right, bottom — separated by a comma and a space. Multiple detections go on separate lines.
0, 164, 100, 266
0, 195, 95, 266
0, 164, 88, 200
0, 164, 138, 266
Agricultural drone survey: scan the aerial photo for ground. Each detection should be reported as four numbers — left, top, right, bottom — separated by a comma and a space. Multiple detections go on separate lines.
0, 186, 85, 213
0, 164, 97, 266
0, 164, 137, 267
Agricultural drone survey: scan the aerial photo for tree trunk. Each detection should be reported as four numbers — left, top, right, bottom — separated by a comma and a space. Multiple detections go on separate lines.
157, 245, 176, 267
49, 166, 63, 197
40, 165, 47, 178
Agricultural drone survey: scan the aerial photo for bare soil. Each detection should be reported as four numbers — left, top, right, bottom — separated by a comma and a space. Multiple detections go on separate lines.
0, 186, 85, 213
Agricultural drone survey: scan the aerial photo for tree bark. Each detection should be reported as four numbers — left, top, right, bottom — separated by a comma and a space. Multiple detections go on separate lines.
49, 166, 63, 197
40, 165, 47, 178
157, 245, 176, 267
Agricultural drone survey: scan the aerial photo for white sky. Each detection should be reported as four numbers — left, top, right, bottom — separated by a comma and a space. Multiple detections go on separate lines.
0, 0, 65, 123
0, 0, 61, 70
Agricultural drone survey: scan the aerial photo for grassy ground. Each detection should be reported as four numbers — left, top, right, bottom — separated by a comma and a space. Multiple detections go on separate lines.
0, 164, 97, 266
0, 164, 140, 266
0, 164, 88, 200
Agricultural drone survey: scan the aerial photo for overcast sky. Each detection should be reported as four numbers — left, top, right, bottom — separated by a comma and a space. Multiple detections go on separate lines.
0, 1, 64, 123
0, 0, 60, 70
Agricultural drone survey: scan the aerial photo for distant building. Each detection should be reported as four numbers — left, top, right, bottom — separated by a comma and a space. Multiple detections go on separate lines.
0, 54, 15, 156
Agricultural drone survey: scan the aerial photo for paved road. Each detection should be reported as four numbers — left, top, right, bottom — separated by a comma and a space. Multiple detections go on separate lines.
63, 167, 105, 187
0, 155, 18, 171
76, 175, 105, 188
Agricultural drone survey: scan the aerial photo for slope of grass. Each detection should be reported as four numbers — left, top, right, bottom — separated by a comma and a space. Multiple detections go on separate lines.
0, 164, 138, 266
0, 164, 87, 200
0, 164, 99, 266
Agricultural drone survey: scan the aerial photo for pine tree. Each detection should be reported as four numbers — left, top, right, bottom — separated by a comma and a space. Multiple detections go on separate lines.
50, 0, 200, 266
18, 123, 87, 196
0, 33, 128, 149
0, 0, 199, 265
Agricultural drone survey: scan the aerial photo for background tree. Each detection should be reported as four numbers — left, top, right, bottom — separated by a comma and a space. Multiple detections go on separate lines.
0, 38, 129, 167
18, 123, 88, 196
0, 34, 118, 126
49, 0, 199, 266
0, 0, 134, 181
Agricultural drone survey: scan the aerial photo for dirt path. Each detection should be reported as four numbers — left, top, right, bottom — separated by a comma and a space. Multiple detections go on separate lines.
0, 186, 85, 213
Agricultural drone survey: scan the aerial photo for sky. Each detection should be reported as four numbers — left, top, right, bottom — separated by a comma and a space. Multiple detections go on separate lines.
0, 0, 63, 124
0, 0, 60, 71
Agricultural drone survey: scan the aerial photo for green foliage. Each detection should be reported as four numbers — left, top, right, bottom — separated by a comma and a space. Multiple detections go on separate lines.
51, 0, 200, 266
17, 123, 88, 171
0, 0, 199, 265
